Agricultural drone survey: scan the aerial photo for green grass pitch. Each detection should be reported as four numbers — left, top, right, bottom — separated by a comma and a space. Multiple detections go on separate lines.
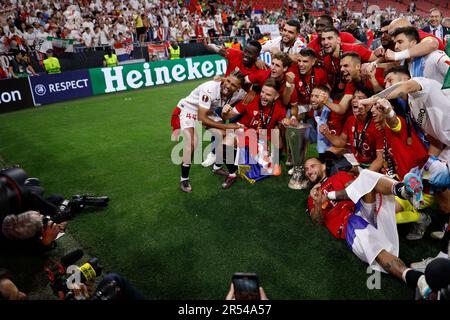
0, 79, 439, 299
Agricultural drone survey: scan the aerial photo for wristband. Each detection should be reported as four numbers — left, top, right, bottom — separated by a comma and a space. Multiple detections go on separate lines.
394, 49, 410, 61
327, 191, 336, 200
385, 109, 395, 119
386, 116, 402, 133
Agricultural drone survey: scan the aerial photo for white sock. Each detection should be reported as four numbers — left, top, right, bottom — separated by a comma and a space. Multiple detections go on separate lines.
229, 173, 237, 178
180, 177, 189, 182
213, 164, 222, 170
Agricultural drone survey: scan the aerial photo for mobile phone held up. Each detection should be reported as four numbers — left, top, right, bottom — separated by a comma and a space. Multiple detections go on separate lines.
232, 272, 260, 300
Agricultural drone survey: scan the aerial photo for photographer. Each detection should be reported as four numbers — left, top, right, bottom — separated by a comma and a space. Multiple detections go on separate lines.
0, 167, 109, 252
1, 210, 66, 252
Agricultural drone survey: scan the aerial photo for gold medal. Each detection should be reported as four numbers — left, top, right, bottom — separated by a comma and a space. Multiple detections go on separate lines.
407, 136, 412, 145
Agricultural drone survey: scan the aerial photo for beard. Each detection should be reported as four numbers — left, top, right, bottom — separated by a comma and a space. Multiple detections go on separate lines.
309, 172, 324, 185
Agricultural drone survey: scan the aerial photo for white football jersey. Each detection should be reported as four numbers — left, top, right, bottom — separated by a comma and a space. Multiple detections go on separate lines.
408, 77, 450, 146
407, 50, 450, 84
261, 36, 305, 54
178, 80, 245, 115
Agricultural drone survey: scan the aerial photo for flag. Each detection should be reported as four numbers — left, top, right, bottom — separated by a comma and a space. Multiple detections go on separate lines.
47, 36, 74, 48
147, 44, 168, 60
114, 38, 134, 61
443, 61, 450, 90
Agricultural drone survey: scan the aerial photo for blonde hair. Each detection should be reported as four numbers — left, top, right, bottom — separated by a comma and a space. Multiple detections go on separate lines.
1, 211, 43, 240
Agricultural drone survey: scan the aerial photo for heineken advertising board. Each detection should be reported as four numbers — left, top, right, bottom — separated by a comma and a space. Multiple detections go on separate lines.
89, 55, 227, 95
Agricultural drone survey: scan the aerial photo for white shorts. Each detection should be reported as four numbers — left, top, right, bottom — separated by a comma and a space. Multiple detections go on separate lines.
344, 170, 399, 273
179, 107, 198, 130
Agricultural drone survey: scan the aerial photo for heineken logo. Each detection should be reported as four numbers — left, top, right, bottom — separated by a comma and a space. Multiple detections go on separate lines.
90, 55, 227, 95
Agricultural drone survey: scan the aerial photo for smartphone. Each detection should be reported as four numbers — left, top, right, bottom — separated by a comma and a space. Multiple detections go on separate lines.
232, 272, 260, 300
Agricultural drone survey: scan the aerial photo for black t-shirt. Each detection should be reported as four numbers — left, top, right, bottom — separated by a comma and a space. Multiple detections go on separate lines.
0, 227, 54, 254
9, 58, 28, 74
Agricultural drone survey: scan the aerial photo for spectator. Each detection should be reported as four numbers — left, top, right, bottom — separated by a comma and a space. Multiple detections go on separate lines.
82, 27, 94, 48
8, 50, 37, 78
422, 8, 450, 42
231, 37, 241, 50
134, 12, 146, 43
23, 26, 36, 50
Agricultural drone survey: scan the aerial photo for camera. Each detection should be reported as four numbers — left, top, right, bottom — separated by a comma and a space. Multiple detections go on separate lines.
0, 166, 32, 216
91, 279, 123, 300
45, 249, 103, 300
1, 166, 109, 224
42, 195, 110, 228
232, 272, 260, 300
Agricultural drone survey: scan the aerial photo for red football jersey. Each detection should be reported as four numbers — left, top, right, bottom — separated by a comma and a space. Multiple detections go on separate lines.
343, 116, 384, 165
248, 69, 271, 86
307, 32, 358, 57
234, 95, 286, 132
418, 30, 445, 51
384, 116, 428, 180
293, 66, 329, 105
322, 43, 373, 76
307, 171, 355, 239
327, 109, 346, 136
225, 48, 259, 76
367, 30, 374, 48
248, 69, 298, 106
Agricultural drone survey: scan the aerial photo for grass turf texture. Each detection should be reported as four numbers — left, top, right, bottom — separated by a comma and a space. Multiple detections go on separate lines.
0, 79, 440, 299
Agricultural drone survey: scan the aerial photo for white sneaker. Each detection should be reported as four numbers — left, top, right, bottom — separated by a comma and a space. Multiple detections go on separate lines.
430, 223, 448, 240
288, 167, 294, 175
410, 257, 435, 273
430, 231, 445, 240
410, 251, 449, 273
201, 152, 216, 167
406, 213, 431, 241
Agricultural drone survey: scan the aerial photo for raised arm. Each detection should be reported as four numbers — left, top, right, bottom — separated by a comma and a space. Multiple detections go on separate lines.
324, 94, 353, 115
206, 43, 226, 57
359, 80, 422, 112
385, 37, 439, 61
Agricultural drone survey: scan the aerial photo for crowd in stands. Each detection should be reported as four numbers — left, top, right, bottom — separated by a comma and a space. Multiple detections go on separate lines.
1, 1, 449, 76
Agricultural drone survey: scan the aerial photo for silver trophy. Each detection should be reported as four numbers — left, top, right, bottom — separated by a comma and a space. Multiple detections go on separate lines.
286, 123, 311, 190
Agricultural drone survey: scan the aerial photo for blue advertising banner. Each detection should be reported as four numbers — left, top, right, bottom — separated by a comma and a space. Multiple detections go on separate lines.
29, 70, 93, 106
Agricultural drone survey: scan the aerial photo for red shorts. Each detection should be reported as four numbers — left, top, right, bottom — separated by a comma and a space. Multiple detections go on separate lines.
171, 106, 181, 133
